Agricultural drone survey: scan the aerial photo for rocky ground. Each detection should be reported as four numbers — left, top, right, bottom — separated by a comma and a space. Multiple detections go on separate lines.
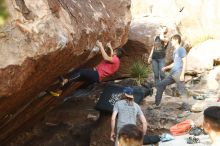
8, 76, 220, 146
1, 1, 220, 146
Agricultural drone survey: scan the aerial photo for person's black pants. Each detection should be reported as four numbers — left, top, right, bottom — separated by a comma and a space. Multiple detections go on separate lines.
67, 68, 99, 85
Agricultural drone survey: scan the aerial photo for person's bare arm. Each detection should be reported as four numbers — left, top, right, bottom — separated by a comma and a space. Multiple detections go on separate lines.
97, 41, 113, 62
160, 31, 169, 46
110, 111, 117, 141
148, 46, 154, 64
162, 63, 174, 72
139, 114, 147, 135
106, 42, 114, 57
180, 57, 186, 81
160, 33, 169, 42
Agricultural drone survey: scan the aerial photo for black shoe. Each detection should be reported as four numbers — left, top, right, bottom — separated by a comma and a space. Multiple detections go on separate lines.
193, 95, 206, 100
151, 104, 161, 109
178, 102, 191, 111
189, 127, 205, 136
141, 81, 154, 88
186, 136, 200, 144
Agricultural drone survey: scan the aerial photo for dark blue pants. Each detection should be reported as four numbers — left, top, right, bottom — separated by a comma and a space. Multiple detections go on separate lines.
152, 58, 166, 85
155, 72, 187, 105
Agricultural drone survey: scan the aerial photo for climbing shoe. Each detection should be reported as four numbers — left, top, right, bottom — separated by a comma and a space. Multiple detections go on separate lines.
193, 95, 206, 100
178, 102, 191, 111
189, 127, 205, 136
46, 90, 62, 97
160, 133, 174, 142
49, 91, 60, 97
150, 104, 161, 109
177, 111, 191, 118
186, 136, 200, 144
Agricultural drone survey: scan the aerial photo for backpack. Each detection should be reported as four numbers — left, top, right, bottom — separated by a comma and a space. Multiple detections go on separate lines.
143, 135, 161, 145
170, 120, 193, 136
95, 84, 152, 112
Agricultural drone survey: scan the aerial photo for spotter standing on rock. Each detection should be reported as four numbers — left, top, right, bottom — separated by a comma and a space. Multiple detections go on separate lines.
148, 26, 169, 86
154, 34, 187, 107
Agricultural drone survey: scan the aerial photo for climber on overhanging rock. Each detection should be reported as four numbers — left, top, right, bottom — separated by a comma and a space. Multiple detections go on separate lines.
49, 41, 124, 97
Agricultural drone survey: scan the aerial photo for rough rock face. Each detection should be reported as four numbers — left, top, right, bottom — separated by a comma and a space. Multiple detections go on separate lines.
0, 0, 131, 143
206, 67, 220, 90
7, 85, 101, 146
0, 0, 131, 96
186, 40, 220, 74
131, 0, 151, 18
197, 66, 220, 91
131, 0, 220, 42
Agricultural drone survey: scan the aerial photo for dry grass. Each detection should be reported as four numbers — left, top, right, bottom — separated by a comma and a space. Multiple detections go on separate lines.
191, 34, 214, 47
0, 0, 8, 26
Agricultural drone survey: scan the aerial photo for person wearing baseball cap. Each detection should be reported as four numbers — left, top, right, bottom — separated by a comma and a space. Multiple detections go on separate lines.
110, 87, 147, 146
123, 87, 134, 99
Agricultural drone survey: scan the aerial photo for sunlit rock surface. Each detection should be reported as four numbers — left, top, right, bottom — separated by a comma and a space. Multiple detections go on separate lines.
0, 0, 131, 143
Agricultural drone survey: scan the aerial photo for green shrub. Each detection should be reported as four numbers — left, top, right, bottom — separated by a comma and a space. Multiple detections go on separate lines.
0, 0, 8, 26
191, 34, 214, 47
130, 61, 151, 84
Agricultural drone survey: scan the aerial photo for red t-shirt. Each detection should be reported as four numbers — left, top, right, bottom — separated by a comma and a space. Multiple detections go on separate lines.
96, 55, 120, 81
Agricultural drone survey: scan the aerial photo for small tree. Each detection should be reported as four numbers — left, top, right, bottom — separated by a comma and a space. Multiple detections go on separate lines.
130, 61, 151, 85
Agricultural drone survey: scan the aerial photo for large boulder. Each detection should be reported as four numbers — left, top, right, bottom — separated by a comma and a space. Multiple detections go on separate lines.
0, 0, 131, 143
0, 0, 131, 97
196, 66, 220, 91
130, 0, 220, 42
206, 66, 220, 90
186, 40, 220, 74
117, 16, 177, 77
131, 0, 152, 18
